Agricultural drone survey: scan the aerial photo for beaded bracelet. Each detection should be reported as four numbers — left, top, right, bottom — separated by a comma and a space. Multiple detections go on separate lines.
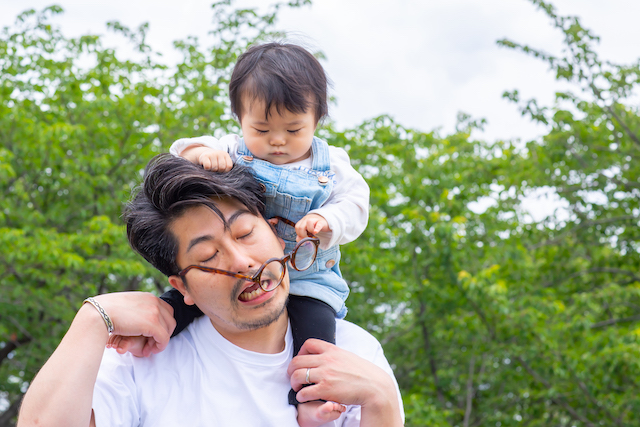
83, 297, 114, 334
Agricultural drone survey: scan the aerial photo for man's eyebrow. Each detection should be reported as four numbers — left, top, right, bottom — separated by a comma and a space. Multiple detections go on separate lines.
185, 209, 253, 253
227, 209, 252, 225
186, 235, 214, 254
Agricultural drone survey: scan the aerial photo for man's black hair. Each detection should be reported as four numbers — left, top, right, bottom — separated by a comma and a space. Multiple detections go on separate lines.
123, 153, 266, 277
229, 42, 329, 124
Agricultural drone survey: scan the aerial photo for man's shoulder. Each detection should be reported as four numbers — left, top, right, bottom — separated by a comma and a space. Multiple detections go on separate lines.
335, 319, 383, 358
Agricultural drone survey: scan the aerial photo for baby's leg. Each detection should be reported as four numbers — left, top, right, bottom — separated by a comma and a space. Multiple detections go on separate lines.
287, 296, 339, 426
287, 295, 336, 355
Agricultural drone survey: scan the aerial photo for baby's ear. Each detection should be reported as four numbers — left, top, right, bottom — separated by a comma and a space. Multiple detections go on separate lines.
168, 276, 195, 306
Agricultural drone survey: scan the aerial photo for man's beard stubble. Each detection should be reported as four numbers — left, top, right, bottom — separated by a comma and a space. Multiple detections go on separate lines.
230, 276, 288, 331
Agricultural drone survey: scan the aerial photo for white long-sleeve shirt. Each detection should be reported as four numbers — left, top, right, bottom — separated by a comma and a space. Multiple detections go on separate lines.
170, 135, 369, 249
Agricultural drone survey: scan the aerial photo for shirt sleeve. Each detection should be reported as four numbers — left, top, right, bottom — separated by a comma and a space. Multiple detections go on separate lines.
168, 135, 241, 162
92, 349, 140, 427
309, 146, 370, 249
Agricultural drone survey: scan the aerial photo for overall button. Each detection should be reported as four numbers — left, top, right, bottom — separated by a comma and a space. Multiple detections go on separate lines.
318, 175, 329, 185
242, 155, 254, 162
325, 259, 336, 268
259, 183, 266, 192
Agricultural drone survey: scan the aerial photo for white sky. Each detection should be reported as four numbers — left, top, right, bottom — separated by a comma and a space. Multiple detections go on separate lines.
2, 0, 640, 144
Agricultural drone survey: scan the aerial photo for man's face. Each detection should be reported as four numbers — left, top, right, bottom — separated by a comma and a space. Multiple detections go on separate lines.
168, 198, 289, 336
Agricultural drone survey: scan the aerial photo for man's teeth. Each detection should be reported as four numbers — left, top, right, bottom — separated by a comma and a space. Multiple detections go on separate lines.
239, 287, 265, 301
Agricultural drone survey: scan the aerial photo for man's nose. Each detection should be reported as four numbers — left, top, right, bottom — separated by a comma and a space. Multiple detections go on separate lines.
226, 243, 257, 274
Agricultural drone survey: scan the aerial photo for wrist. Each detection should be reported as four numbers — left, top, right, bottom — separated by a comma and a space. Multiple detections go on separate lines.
76, 303, 112, 342
360, 375, 403, 426
83, 297, 114, 333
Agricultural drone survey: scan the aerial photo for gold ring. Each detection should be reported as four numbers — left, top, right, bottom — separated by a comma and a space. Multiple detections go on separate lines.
305, 367, 311, 384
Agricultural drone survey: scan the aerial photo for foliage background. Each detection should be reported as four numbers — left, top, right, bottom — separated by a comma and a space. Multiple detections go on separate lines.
1, 0, 639, 426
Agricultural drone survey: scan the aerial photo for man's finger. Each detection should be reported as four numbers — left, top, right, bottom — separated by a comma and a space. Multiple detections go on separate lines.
298, 338, 330, 355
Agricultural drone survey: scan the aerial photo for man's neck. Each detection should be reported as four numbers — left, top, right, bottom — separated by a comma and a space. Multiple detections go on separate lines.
210, 311, 289, 354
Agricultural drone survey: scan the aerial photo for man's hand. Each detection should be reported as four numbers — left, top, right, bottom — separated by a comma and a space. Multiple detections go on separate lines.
287, 339, 403, 427
181, 145, 233, 172
295, 214, 329, 241
93, 292, 176, 355
107, 335, 165, 358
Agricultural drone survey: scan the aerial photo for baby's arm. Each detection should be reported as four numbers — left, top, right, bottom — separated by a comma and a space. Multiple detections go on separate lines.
181, 146, 233, 172
305, 146, 370, 248
169, 135, 239, 171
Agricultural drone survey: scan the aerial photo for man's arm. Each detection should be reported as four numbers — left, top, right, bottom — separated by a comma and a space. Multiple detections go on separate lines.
287, 339, 403, 427
17, 292, 175, 427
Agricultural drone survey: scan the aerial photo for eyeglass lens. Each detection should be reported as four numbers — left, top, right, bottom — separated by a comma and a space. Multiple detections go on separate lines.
258, 259, 285, 291
290, 239, 317, 271
257, 239, 317, 291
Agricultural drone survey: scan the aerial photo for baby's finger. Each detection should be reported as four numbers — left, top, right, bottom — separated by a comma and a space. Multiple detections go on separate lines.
201, 156, 213, 171
222, 156, 234, 171
106, 334, 122, 349
313, 222, 324, 234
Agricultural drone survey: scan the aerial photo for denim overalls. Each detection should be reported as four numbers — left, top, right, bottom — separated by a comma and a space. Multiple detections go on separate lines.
235, 136, 348, 318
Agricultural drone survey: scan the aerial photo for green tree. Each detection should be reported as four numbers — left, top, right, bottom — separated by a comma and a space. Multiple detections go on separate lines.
332, 1, 640, 425
0, 1, 309, 424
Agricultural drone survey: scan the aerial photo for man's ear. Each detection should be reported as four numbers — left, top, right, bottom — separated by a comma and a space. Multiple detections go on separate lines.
168, 275, 195, 306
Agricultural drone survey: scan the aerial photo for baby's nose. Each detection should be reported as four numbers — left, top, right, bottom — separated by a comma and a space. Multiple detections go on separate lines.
270, 135, 286, 146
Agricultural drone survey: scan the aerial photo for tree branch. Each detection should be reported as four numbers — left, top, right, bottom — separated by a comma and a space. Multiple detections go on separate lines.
413, 250, 445, 406
0, 394, 24, 427
463, 355, 476, 427
590, 83, 640, 149
591, 314, 640, 329
530, 215, 636, 250
514, 356, 595, 427
543, 267, 640, 288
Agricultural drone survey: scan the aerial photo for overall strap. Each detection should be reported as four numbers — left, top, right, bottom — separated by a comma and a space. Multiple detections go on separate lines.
236, 137, 251, 156
310, 137, 331, 172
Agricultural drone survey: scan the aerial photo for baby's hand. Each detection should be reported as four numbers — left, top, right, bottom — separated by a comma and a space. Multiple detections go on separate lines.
295, 214, 329, 241
107, 335, 161, 358
181, 146, 233, 172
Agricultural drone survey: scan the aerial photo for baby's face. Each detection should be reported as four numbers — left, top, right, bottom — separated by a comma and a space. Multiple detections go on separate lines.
239, 96, 316, 165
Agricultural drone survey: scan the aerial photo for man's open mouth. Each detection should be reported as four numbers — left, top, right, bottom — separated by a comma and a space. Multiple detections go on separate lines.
238, 283, 266, 301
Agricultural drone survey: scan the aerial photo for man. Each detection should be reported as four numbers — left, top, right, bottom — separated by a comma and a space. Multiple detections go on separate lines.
17, 154, 404, 427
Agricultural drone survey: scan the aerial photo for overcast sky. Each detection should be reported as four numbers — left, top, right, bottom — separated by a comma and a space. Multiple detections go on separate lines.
2, 0, 640, 144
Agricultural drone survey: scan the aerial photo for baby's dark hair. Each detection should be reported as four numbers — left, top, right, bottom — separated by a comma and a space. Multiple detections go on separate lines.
229, 42, 329, 124
123, 154, 266, 277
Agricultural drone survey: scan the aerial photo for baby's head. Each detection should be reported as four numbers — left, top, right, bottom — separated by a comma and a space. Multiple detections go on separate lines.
229, 43, 329, 165
229, 42, 329, 124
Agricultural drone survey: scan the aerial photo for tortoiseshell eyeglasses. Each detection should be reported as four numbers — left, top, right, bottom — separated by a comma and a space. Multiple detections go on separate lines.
175, 216, 319, 292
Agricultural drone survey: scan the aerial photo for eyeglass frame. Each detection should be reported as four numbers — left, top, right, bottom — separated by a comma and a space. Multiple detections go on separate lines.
174, 216, 320, 292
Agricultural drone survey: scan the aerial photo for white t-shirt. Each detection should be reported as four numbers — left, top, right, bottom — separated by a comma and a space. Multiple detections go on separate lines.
92, 317, 403, 427
170, 135, 369, 250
